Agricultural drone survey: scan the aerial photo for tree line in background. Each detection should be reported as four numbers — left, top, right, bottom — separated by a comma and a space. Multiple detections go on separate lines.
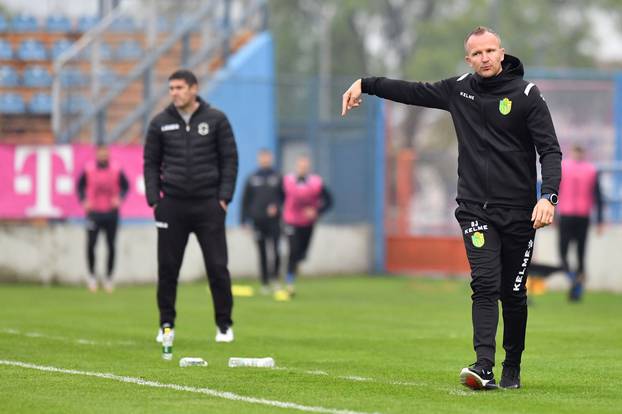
269, 0, 622, 81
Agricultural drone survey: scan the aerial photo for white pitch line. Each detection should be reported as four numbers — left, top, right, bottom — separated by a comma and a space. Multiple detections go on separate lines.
6, 329, 423, 390
0, 360, 381, 414
2, 328, 136, 347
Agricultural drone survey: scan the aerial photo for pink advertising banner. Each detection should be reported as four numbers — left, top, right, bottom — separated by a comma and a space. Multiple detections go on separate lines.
0, 144, 152, 219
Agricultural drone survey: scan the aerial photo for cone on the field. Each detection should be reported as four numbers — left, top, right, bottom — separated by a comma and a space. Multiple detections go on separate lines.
273, 289, 290, 302
232, 285, 255, 297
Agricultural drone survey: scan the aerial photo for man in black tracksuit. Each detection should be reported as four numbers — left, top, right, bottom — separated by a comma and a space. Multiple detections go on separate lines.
144, 69, 238, 344
342, 27, 562, 390
240, 149, 283, 291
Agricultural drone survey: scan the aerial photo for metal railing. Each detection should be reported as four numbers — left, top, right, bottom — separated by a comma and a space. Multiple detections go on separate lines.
51, 0, 267, 144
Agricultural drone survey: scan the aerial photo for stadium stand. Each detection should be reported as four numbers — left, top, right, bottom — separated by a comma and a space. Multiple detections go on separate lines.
77, 15, 99, 33
45, 15, 73, 33
23, 65, 53, 87
0, 65, 19, 86
28, 92, 53, 114
11, 14, 39, 32
17, 39, 47, 61
0, 15, 8, 32
0, 93, 26, 113
50, 39, 73, 59
59, 67, 87, 87
0, 39, 14, 59
115, 40, 143, 60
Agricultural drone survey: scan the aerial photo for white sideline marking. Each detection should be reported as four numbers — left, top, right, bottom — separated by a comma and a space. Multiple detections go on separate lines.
2, 328, 135, 347
0, 360, 381, 414
7, 329, 423, 390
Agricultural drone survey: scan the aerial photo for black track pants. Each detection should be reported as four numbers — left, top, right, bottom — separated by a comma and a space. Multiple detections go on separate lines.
155, 197, 233, 330
558, 215, 590, 275
286, 224, 314, 275
86, 210, 119, 278
253, 218, 281, 285
455, 202, 536, 368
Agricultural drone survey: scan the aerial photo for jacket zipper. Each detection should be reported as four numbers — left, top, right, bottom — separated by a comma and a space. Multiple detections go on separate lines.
478, 98, 490, 209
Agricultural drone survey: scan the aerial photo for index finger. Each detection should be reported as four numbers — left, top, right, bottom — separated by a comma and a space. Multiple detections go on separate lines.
342, 90, 351, 116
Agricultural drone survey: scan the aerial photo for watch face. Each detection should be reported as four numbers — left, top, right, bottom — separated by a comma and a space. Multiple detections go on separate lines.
550, 194, 558, 205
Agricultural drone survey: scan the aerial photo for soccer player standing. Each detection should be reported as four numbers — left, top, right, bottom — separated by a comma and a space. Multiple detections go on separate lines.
144, 69, 239, 346
77, 145, 129, 293
240, 149, 283, 293
557, 144, 604, 301
282, 155, 332, 296
342, 27, 562, 390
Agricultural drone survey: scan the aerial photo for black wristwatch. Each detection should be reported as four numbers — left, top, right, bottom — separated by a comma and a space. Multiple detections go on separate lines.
541, 193, 558, 206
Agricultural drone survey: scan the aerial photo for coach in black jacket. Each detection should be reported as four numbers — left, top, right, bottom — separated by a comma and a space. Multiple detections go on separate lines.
342, 27, 561, 390
144, 69, 238, 345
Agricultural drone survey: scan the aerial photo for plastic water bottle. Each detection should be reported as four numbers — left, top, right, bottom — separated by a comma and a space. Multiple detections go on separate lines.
162, 327, 173, 361
228, 357, 275, 368
179, 357, 208, 367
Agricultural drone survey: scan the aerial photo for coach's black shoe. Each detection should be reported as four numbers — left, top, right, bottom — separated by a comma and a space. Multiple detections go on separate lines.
500, 364, 521, 389
460, 363, 497, 390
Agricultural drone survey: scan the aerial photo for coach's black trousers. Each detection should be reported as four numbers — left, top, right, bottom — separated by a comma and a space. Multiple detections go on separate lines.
253, 218, 281, 285
155, 197, 233, 331
86, 210, 119, 278
455, 202, 536, 368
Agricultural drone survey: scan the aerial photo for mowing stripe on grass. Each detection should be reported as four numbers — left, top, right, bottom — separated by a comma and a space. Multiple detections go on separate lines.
0, 360, 381, 414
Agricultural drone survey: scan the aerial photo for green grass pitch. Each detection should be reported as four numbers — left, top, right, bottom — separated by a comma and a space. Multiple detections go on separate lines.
1, 276, 620, 413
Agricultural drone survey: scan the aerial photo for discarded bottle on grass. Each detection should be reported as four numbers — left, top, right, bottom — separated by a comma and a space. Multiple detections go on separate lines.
228, 357, 275, 368
162, 327, 173, 361
179, 357, 208, 367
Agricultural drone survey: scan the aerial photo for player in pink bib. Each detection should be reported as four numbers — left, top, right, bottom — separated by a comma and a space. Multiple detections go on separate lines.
282, 155, 332, 295
77, 145, 129, 293
557, 144, 603, 301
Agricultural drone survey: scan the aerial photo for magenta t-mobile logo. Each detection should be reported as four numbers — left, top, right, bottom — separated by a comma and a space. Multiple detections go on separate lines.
13, 146, 74, 217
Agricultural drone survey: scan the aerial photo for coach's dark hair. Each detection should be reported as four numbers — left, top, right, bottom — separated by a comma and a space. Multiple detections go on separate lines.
168, 69, 198, 86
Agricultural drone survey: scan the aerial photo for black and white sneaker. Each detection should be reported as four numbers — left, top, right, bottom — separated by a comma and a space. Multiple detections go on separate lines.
460, 363, 497, 390
499, 364, 521, 389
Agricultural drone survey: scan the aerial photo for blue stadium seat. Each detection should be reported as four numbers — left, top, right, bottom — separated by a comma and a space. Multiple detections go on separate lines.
0, 39, 13, 60
28, 92, 53, 114
77, 15, 99, 32
0, 93, 26, 114
51, 39, 73, 60
80, 42, 113, 61
0, 65, 19, 87
0, 14, 8, 32
46, 14, 73, 32
59, 67, 87, 87
96, 67, 117, 84
18, 39, 47, 61
110, 16, 137, 32
115, 40, 143, 60
62, 95, 90, 114
11, 14, 38, 32
23, 65, 52, 87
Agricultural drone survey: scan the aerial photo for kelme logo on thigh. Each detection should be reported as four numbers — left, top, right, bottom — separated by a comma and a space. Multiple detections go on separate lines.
471, 231, 485, 248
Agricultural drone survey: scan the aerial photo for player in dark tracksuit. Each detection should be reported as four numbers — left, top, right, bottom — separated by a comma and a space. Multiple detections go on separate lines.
240, 149, 283, 291
342, 27, 562, 390
144, 69, 238, 344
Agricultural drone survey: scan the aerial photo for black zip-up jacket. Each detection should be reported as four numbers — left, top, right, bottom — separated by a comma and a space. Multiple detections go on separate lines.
143, 96, 238, 207
240, 167, 283, 224
362, 54, 562, 209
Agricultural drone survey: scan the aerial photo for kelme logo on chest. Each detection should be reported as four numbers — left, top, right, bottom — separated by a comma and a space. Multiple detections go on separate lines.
499, 97, 512, 115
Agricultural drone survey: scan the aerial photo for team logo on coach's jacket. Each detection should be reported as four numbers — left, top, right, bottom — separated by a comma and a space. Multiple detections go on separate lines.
499, 98, 512, 115
471, 231, 485, 248
198, 122, 209, 135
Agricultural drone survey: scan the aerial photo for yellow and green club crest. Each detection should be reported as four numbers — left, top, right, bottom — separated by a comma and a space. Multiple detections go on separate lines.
499, 97, 512, 115
471, 231, 485, 248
